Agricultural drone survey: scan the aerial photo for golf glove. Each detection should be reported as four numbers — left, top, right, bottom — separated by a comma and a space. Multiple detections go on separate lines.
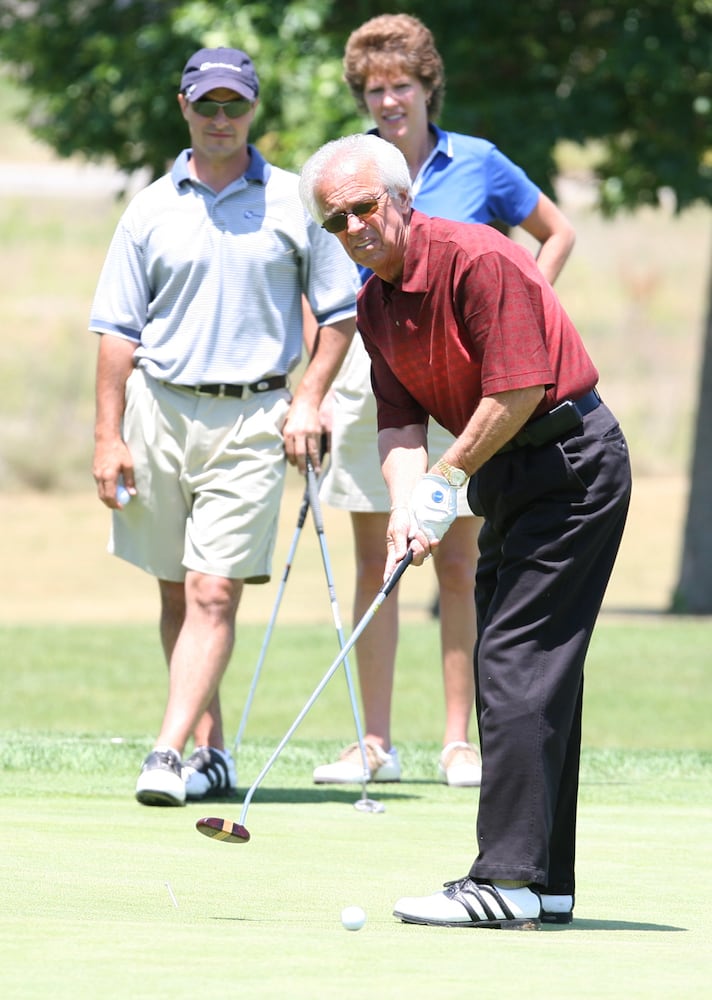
409, 474, 458, 543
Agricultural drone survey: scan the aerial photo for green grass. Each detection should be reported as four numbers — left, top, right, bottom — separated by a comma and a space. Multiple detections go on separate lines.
1, 619, 710, 748
1, 735, 711, 999
2, 618, 712, 998
0, 196, 122, 489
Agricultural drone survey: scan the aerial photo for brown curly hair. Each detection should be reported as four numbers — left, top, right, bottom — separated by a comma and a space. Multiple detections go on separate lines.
343, 14, 445, 121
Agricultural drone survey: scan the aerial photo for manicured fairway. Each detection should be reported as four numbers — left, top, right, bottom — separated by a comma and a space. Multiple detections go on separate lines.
2, 615, 711, 998
2, 734, 711, 999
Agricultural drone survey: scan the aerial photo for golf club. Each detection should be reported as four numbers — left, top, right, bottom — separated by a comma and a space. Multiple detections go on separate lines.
304, 454, 383, 814
196, 548, 413, 845
233, 479, 310, 753
234, 455, 373, 792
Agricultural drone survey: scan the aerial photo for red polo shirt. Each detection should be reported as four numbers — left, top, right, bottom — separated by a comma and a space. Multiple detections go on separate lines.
357, 211, 598, 435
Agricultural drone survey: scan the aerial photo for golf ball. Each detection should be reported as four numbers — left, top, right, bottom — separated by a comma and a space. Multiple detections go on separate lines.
340, 905, 366, 931
116, 484, 131, 506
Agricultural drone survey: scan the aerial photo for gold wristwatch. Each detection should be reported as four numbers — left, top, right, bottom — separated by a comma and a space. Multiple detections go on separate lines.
434, 458, 468, 488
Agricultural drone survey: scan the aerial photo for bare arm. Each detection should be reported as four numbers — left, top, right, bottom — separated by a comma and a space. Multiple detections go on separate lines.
519, 193, 576, 285
436, 385, 546, 477
378, 423, 429, 509
301, 295, 335, 450
283, 316, 355, 472
92, 334, 137, 507
300, 295, 319, 355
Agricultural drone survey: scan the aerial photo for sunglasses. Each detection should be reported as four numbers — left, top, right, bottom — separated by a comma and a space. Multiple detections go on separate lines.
321, 192, 387, 234
190, 98, 254, 119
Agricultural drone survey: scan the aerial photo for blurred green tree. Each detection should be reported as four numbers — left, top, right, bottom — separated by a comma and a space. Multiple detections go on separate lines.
1, 0, 711, 608
0, 0, 366, 178
1, 1, 709, 208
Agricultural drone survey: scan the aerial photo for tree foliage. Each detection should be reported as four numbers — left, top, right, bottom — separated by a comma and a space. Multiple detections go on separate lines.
0, 0, 365, 178
0, 0, 710, 212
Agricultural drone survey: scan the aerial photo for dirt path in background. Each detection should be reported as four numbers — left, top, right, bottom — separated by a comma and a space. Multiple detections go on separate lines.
0, 473, 688, 624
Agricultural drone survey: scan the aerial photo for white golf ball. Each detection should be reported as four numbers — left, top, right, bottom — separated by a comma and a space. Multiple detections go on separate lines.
116, 485, 131, 505
340, 905, 366, 931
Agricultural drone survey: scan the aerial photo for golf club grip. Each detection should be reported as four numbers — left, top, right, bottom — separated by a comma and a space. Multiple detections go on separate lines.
382, 548, 414, 597
305, 455, 324, 532
319, 431, 329, 462
296, 484, 309, 529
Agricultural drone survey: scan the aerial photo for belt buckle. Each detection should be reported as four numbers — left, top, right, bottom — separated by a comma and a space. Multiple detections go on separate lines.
193, 384, 229, 398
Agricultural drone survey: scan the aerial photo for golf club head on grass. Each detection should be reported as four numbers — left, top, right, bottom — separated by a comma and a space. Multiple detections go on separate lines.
353, 797, 386, 814
196, 816, 250, 844
197, 551, 413, 847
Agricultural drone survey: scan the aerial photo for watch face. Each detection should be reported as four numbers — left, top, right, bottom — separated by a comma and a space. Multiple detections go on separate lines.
437, 460, 467, 487
449, 468, 467, 487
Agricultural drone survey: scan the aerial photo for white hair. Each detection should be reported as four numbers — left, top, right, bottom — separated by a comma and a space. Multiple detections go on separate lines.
299, 133, 412, 223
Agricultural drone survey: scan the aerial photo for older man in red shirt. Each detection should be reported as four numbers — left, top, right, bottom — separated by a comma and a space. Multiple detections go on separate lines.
299, 133, 631, 930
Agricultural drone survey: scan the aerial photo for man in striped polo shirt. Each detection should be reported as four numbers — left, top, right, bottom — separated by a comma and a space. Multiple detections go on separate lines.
90, 47, 359, 807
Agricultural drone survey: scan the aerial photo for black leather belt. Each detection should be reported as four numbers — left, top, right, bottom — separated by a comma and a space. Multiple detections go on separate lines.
497, 388, 602, 454
175, 375, 288, 398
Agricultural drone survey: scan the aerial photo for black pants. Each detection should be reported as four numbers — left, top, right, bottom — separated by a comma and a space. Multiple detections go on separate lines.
467, 402, 631, 894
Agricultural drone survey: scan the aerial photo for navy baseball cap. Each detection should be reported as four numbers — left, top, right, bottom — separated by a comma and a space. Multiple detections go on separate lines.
180, 47, 259, 102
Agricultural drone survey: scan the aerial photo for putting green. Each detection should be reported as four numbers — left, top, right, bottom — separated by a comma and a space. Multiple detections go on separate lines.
1, 740, 710, 999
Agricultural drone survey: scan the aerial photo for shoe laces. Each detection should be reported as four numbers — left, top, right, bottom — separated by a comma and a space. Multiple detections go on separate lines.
443, 876, 475, 895
184, 746, 212, 771
153, 748, 180, 765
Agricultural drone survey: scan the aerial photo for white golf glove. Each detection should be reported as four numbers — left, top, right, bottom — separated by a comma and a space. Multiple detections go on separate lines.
409, 474, 458, 543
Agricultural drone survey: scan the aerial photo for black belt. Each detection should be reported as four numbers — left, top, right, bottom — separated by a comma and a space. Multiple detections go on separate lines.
497, 389, 601, 454
174, 375, 288, 398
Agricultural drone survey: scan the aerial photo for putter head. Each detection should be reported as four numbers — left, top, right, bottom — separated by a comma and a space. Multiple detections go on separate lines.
353, 797, 385, 814
196, 816, 251, 843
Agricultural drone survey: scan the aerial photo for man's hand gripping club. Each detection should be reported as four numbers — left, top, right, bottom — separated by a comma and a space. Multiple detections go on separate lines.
384, 473, 459, 578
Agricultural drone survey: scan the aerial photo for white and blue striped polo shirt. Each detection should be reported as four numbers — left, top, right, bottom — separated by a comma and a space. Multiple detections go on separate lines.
89, 147, 359, 385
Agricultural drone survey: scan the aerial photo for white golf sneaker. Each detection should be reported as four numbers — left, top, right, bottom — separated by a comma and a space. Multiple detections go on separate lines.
437, 741, 482, 786
183, 746, 237, 800
313, 741, 401, 784
135, 747, 185, 807
393, 877, 541, 929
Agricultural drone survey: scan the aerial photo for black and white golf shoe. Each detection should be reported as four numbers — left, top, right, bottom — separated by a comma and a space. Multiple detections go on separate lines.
183, 746, 237, 801
135, 747, 185, 807
393, 877, 542, 929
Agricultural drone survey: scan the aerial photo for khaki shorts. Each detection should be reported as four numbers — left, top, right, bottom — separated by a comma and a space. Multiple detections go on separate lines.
321, 336, 474, 518
110, 369, 291, 583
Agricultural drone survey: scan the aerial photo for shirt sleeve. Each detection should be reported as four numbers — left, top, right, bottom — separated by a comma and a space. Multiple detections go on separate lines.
482, 147, 541, 227
88, 205, 150, 342
302, 219, 360, 326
